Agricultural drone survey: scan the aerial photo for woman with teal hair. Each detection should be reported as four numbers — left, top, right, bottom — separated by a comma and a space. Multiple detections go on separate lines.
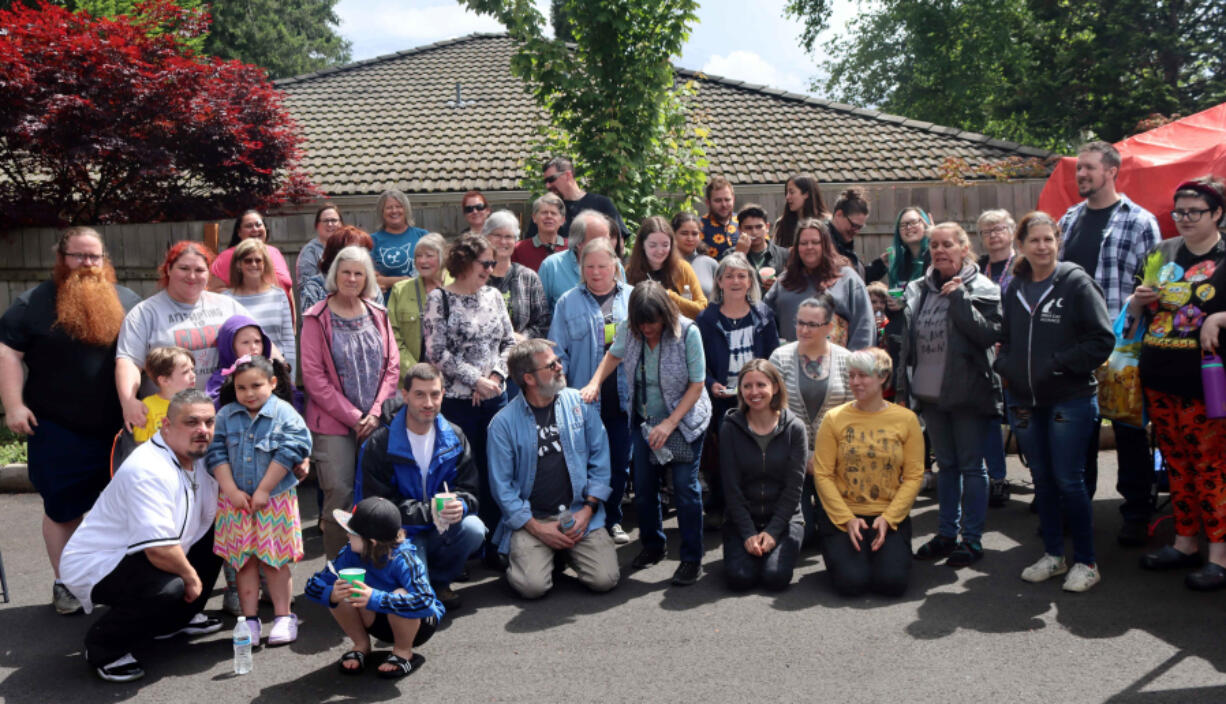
867, 206, 932, 288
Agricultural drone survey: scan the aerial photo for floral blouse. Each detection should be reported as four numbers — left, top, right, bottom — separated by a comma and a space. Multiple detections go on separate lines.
422, 286, 515, 399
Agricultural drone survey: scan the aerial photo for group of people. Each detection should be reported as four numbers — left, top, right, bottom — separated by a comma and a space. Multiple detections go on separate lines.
4, 143, 1225, 684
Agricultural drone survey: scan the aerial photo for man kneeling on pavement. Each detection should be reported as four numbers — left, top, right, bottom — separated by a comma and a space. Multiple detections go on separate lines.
356, 363, 486, 610
488, 339, 619, 598
59, 390, 224, 682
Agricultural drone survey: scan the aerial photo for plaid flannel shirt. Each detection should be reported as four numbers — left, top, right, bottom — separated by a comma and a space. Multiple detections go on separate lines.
1058, 193, 1161, 319
489, 262, 552, 339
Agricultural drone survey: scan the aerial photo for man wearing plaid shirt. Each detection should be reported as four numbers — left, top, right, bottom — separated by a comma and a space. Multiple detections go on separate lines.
1058, 140, 1161, 548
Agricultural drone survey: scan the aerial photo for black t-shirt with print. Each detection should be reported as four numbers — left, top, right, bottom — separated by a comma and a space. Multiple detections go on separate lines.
527, 402, 573, 518
1138, 238, 1226, 399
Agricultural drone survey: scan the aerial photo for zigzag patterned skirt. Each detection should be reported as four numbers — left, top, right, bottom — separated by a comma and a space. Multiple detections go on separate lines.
213, 487, 304, 569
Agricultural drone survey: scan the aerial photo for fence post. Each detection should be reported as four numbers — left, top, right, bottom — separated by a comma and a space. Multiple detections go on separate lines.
203, 222, 219, 253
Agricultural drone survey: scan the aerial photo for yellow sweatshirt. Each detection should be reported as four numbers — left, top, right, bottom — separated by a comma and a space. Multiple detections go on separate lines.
812, 401, 923, 530
668, 259, 708, 319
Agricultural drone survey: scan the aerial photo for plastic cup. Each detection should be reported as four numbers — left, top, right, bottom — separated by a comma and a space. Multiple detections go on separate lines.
434, 492, 457, 515
337, 567, 365, 589
759, 266, 776, 280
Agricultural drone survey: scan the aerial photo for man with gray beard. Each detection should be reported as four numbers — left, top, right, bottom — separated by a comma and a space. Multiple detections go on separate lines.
487, 339, 619, 599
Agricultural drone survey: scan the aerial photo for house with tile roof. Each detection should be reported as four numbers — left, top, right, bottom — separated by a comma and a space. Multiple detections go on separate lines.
276, 33, 1048, 200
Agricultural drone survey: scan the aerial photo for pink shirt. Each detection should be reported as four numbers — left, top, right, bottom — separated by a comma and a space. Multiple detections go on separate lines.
212, 244, 295, 311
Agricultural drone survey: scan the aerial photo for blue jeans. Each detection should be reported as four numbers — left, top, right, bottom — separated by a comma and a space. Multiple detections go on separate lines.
1007, 395, 1098, 565
411, 514, 487, 585
631, 423, 705, 563
982, 416, 1007, 481
922, 408, 989, 543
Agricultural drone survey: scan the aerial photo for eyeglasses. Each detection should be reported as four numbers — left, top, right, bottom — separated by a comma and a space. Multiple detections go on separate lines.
532, 358, 563, 374
487, 232, 516, 241
544, 170, 569, 186
899, 219, 925, 229
62, 252, 105, 264
480, 259, 497, 269
981, 224, 1011, 236
796, 319, 830, 329
319, 218, 341, 226
1172, 208, 1213, 223
463, 204, 488, 214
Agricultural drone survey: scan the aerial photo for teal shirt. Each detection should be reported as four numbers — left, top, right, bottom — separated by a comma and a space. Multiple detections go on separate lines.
611, 323, 705, 418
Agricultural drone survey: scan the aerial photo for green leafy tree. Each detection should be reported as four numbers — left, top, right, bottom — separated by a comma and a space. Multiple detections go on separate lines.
203, 0, 352, 79
786, 0, 1226, 150
458, 0, 710, 228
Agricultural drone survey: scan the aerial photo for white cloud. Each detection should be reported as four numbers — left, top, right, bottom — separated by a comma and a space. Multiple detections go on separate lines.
701, 50, 809, 94
336, 0, 552, 61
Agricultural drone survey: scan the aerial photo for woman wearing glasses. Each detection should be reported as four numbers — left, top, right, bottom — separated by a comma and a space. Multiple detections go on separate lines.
297, 203, 345, 291
1134, 177, 1226, 591
423, 233, 516, 560
768, 294, 853, 545
209, 209, 296, 320
460, 190, 491, 238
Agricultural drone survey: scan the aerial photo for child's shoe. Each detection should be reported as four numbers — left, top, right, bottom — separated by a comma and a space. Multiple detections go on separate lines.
267, 615, 298, 646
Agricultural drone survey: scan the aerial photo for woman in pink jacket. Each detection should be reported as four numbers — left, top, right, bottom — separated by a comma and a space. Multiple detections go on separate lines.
301, 245, 400, 557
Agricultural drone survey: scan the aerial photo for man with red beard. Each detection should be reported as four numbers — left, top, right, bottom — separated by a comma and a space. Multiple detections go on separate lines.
0, 226, 140, 615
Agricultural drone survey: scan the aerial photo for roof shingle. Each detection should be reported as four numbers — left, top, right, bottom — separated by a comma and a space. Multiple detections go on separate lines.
276, 33, 1049, 196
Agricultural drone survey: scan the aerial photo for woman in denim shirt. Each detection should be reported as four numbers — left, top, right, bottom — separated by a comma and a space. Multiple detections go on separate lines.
548, 238, 633, 544
206, 355, 312, 645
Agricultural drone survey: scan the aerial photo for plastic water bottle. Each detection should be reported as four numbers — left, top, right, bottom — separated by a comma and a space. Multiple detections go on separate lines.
233, 617, 253, 675
557, 505, 575, 532
1203, 353, 1226, 418
682, 285, 693, 300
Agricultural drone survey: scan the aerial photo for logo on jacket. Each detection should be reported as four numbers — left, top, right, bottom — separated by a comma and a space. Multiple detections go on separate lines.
1039, 297, 1064, 324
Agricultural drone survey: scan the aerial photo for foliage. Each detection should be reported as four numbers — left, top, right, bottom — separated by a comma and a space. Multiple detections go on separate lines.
0, 0, 350, 79
0, 0, 320, 228
938, 155, 1051, 187
457, 0, 710, 229
0, 427, 26, 466
786, 0, 1226, 151
202, 0, 352, 80
0, 0, 209, 51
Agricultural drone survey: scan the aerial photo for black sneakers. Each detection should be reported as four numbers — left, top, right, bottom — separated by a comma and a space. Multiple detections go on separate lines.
987, 479, 1011, 507
154, 612, 223, 640
630, 548, 665, 570
914, 534, 958, 560
92, 652, 144, 683
671, 561, 702, 586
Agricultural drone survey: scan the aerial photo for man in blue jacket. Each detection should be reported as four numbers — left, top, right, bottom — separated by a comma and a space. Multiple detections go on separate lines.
356, 363, 486, 610
488, 339, 619, 599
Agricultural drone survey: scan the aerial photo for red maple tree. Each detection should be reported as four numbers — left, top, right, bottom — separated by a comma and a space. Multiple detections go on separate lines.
0, 0, 321, 227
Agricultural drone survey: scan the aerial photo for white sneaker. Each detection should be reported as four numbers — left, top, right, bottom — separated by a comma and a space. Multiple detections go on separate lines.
1062, 562, 1101, 593
1021, 554, 1068, 583
93, 652, 144, 683
247, 617, 263, 646
267, 614, 298, 646
610, 524, 630, 545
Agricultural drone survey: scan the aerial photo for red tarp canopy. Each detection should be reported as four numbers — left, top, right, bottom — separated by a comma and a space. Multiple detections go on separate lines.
1038, 103, 1226, 239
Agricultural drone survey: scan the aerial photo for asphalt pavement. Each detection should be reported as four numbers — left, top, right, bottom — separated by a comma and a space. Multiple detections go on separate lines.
1, 452, 1224, 703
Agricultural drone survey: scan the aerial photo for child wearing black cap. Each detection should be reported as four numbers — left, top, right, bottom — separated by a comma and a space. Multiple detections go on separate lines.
304, 497, 445, 678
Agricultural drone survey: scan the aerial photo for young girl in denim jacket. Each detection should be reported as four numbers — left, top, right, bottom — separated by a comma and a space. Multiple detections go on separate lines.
207, 355, 312, 646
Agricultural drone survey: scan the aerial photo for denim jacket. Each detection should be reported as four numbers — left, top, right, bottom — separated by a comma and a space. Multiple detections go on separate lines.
206, 395, 311, 496
548, 282, 633, 415
487, 388, 612, 555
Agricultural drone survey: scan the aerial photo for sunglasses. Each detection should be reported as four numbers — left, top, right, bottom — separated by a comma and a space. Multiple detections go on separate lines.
480, 259, 497, 270
544, 171, 569, 186
532, 358, 563, 373
463, 204, 487, 214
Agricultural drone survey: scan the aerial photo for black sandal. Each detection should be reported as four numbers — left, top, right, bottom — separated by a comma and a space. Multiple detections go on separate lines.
337, 650, 367, 675
377, 653, 424, 679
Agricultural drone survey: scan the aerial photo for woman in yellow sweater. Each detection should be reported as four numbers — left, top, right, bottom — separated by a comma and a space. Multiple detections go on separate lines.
813, 347, 923, 597
626, 216, 708, 319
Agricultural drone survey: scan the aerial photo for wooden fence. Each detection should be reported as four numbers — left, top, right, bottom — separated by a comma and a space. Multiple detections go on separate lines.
0, 179, 1047, 310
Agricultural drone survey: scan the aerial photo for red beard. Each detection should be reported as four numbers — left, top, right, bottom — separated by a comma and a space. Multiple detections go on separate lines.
53, 261, 125, 346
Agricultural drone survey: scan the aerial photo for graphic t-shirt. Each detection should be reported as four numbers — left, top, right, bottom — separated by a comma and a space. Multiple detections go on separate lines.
528, 402, 572, 518
1138, 238, 1226, 399
371, 227, 428, 282
116, 291, 250, 397
910, 291, 950, 402
718, 311, 756, 388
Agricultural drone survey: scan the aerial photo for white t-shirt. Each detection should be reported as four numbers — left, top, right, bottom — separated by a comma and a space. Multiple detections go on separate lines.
407, 424, 436, 497
116, 290, 250, 395
59, 432, 219, 613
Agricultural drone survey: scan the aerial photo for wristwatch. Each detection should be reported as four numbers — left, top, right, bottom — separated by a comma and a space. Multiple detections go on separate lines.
585, 498, 601, 513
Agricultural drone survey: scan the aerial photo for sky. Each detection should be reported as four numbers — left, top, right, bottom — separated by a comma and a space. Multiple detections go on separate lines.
333, 0, 858, 98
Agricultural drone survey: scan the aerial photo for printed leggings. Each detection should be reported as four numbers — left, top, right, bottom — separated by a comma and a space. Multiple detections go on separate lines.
1146, 388, 1226, 541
